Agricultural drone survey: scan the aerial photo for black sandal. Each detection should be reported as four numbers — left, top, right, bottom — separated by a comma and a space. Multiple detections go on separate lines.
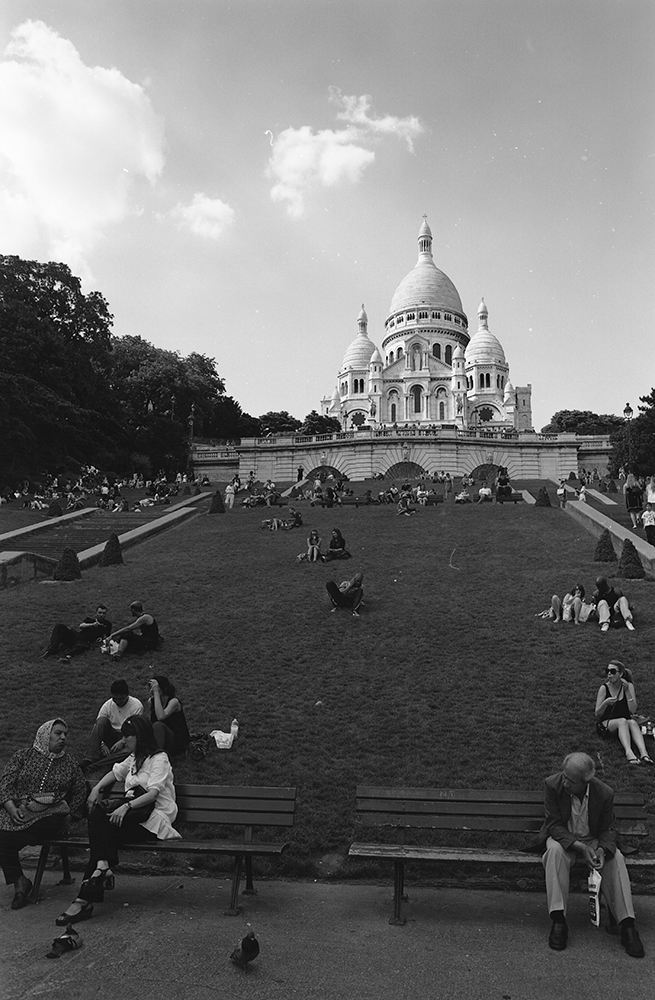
55, 900, 94, 926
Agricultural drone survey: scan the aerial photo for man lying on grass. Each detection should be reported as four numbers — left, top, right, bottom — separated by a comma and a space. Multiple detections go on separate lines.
43, 605, 112, 661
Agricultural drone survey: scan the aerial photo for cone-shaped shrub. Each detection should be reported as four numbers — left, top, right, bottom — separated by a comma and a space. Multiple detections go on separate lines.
193, 485, 201, 496
617, 538, 645, 579
183, 485, 191, 495
607, 479, 617, 493
48, 501, 63, 518
209, 490, 225, 514
599, 480, 608, 493
53, 548, 81, 580
101, 532, 123, 566
594, 529, 617, 562
535, 487, 552, 507
568, 471, 577, 481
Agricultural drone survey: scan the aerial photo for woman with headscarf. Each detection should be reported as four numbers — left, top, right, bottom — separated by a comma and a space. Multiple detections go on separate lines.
56, 715, 180, 925
0, 719, 86, 909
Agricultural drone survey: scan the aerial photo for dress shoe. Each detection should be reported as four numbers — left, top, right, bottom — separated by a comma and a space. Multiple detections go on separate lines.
548, 920, 568, 950
621, 924, 645, 958
11, 876, 33, 910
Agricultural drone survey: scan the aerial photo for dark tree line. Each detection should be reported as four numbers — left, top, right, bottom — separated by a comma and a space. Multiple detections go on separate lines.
0, 255, 340, 484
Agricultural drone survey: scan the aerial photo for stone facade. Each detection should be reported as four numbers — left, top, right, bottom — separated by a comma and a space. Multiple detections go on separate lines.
320, 217, 533, 433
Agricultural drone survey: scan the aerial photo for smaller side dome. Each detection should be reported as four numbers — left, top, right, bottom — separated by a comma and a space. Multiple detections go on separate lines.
340, 303, 377, 370
370, 348, 382, 365
453, 344, 465, 360
331, 386, 341, 401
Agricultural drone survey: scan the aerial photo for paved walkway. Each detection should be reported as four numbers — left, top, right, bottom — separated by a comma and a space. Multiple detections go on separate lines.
2, 874, 654, 1000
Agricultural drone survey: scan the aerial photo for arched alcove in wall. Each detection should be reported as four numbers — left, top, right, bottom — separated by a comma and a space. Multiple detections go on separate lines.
385, 461, 428, 480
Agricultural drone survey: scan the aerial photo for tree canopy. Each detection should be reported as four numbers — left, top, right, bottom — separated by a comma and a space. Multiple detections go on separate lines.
608, 390, 655, 477
0, 255, 121, 480
540, 410, 624, 435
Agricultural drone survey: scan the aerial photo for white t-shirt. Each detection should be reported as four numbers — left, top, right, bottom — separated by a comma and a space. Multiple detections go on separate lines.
112, 752, 181, 840
97, 696, 144, 733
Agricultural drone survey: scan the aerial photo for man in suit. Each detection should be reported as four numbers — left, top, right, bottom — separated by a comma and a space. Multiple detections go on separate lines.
543, 751, 644, 957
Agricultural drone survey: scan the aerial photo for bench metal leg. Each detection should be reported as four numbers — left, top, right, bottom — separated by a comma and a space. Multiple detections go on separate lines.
390, 860, 406, 925
242, 855, 257, 895
31, 845, 50, 901
224, 855, 243, 916
58, 844, 74, 885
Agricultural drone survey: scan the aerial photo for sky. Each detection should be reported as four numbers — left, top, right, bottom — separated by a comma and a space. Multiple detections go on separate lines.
0, 0, 653, 432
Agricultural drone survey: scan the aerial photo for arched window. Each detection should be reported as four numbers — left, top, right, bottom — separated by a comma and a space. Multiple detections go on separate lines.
485, 373, 491, 388
389, 350, 394, 363
445, 345, 452, 365
397, 347, 403, 358
479, 374, 484, 389
411, 386, 422, 414
433, 343, 441, 360
439, 401, 445, 420
496, 375, 500, 388
390, 402, 397, 422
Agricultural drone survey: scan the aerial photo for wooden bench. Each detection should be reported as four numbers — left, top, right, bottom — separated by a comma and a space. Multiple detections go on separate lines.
349, 785, 648, 925
32, 783, 297, 916
424, 495, 445, 506
496, 491, 524, 504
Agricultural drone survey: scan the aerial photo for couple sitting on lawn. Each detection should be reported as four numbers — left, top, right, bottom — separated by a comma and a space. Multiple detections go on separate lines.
44, 601, 160, 662
302, 529, 351, 562
548, 577, 635, 632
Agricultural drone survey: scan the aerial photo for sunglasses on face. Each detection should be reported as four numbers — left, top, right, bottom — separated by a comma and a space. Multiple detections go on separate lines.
606, 668, 619, 675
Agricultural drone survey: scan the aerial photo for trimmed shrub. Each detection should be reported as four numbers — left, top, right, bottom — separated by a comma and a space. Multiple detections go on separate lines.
193, 485, 201, 496
599, 480, 607, 493
535, 487, 552, 507
607, 479, 617, 493
617, 538, 645, 579
47, 501, 64, 518
101, 532, 123, 566
208, 490, 225, 514
183, 485, 191, 495
594, 528, 617, 563
53, 548, 81, 581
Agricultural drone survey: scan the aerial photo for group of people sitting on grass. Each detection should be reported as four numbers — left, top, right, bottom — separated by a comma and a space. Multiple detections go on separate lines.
42, 601, 161, 662
260, 507, 303, 531
299, 528, 351, 562
546, 577, 635, 632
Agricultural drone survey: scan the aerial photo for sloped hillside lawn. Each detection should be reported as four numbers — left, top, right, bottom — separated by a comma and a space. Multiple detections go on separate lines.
3, 498, 655, 885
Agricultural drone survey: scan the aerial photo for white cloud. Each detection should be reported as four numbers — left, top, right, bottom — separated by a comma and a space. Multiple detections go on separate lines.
267, 91, 423, 217
170, 193, 235, 240
0, 20, 165, 281
268, 125, 374, 218
330, 88, 424, 152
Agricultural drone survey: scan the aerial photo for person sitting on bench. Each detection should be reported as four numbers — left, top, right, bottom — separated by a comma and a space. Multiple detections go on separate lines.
106, 602, 159, 658
326, 573, 364, 617
43, 605, 112, 660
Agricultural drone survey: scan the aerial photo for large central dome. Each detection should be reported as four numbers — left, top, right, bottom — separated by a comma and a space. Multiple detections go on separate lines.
388, 217, 463, 315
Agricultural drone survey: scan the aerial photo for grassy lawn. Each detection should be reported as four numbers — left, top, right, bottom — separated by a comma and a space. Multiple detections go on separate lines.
3, 496, 655, 878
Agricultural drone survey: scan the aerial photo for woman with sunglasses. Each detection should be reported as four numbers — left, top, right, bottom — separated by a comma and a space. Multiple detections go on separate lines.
595, 660, 653, 765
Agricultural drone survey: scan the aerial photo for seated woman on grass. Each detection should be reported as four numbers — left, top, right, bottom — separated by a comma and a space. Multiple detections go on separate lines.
306, 530, 322, 562
322, 529, 351, 561
550, 584, 594, 624
595, 660, 653, 765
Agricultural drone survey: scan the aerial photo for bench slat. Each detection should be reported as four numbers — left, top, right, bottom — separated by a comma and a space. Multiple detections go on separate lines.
178, 808, 295, 825
356, 801, 546, 818
177, 784, 296, 800
40, 836, 289, 856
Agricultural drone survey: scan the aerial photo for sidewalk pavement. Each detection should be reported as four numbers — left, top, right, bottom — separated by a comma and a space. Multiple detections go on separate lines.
2, 872, 654, 1000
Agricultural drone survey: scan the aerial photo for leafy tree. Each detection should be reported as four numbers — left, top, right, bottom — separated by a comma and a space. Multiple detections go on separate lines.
0, 255, 122, 483
541, 410, 624, 435
258, 410, 302, 435
609, 390, 655, 476
300, 410, 341, 435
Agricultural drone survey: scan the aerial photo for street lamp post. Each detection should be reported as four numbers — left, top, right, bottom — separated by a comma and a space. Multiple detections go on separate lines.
623, 402, 633, 473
